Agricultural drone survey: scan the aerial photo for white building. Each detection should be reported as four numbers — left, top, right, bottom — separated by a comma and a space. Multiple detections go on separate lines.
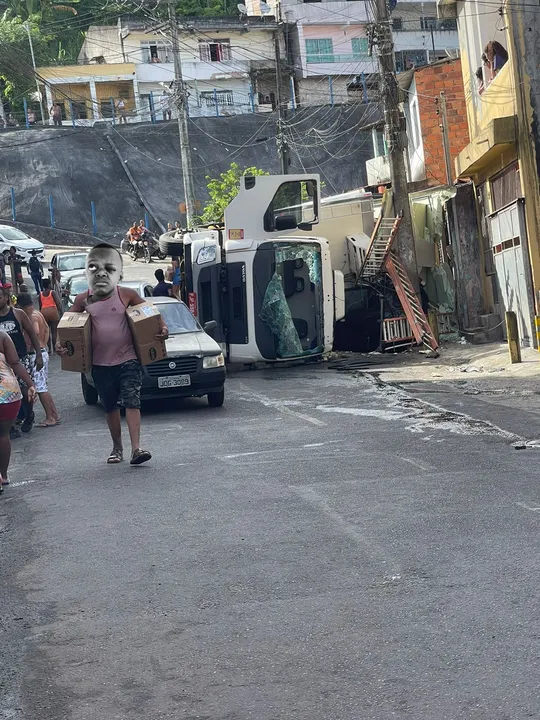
39, 16, 285, 123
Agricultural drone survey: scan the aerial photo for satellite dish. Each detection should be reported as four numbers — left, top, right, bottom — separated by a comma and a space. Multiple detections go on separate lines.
260, 1, 272, 13
237, 3, 247, 13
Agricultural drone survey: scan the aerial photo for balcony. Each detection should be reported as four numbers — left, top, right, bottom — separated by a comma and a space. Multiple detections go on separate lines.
135, 59, 251, 84
304, 54, 376, 77
306, 52, 369, 64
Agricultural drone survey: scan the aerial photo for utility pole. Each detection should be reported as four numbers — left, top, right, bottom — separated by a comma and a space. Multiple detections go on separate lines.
371, 0, 418, 287
439, 91, 453, 185
23, 22, 45, 125
167, 0, 196, 227
274, 29, 289, 174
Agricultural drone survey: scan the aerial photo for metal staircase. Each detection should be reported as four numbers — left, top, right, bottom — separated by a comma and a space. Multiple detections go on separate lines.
385, 251, 439, 351
360, 209, 439, 351
359, 214, 403, 278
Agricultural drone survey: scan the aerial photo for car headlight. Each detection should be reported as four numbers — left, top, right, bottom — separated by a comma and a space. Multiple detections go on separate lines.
203, 353, 224, 369
197, 246, 216, 265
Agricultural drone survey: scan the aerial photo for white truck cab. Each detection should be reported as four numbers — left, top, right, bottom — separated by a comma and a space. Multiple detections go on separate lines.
183, 174, 345, 364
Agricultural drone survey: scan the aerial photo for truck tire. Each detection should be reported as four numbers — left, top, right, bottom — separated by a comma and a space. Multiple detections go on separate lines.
81, 374, 98, 405
158, 232, 184, 257
207, 387, 225, 407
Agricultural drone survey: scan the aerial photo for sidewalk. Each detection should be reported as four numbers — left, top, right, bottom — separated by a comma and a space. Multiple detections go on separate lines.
328, 341, 540, 440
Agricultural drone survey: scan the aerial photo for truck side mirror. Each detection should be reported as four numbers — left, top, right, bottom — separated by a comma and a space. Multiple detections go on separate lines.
275, 214, 298, 231
204, 320, 218, 332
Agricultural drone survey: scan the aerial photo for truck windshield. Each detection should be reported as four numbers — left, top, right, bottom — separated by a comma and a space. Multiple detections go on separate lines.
258, 243, 323, 359
156, 302, 201, 335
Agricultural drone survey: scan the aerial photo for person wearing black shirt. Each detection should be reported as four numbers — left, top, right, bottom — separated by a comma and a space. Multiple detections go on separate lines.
152, 269, 172, 298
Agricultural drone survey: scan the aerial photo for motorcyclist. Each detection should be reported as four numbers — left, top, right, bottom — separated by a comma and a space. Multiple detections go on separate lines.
126, 221, 142, 255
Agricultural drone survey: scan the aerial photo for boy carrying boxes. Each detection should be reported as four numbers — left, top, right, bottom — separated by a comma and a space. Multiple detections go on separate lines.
57, 243, 168, 466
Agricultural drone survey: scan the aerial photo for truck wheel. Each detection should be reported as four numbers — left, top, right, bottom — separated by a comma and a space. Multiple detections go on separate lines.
158, 232, 184, 257
207, 388, 224, 407
81, 374, 98, 405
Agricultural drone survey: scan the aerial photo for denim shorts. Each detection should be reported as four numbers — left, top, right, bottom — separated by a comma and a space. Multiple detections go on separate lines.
91, 359, 143, 413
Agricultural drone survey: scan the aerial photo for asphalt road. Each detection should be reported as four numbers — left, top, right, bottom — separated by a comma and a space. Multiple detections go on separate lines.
2, 360, 540, 720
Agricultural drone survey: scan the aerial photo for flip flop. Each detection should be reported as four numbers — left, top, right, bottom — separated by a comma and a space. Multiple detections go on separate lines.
37, 422, 58, 428
107, 448, 123, 464
130, 449, 152, 466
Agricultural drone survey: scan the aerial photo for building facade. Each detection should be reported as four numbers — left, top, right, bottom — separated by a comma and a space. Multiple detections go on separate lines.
439, 0, 538, 345
281, 0, 459, 107
39, 16, 285, 124
365, 58, 469, 189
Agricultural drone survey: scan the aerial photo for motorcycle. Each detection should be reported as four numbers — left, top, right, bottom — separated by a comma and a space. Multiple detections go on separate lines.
121, 231, 167, 263
142, 230, 168, 262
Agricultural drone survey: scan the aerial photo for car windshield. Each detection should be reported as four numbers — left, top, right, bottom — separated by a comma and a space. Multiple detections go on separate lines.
0, 228, 29, 242
70, 276, 88, 295
156, 302, 200, 334
58, 255, 87, 271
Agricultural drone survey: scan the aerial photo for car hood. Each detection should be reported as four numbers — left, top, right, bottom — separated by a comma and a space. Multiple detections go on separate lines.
10, 237, 43, 249
165, 331, 221, 357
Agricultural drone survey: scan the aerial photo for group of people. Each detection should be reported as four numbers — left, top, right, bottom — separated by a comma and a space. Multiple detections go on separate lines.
0, 242, 169, 489
127, 219, 150, 244
476, 41, 509, 94
0, 269, 62, 491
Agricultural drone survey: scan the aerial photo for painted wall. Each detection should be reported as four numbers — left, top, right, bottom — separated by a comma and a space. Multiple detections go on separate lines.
79, 25, 278, 67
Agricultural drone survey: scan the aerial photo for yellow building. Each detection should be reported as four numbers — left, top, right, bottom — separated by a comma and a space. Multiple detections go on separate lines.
439, 0, 538, 346
39, 63, 138, 123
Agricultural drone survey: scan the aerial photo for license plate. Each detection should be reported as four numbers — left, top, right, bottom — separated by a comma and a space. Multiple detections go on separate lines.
158, 375, 191, 389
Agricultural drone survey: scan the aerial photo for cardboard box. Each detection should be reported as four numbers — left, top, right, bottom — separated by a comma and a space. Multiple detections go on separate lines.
126, 302, 166, 366
57, 312, 92, 373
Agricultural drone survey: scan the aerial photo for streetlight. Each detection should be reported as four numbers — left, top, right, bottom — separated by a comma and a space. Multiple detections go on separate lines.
23, 22, 46, 124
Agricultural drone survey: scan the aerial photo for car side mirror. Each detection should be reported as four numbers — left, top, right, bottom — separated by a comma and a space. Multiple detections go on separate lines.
204, 320, 217, 332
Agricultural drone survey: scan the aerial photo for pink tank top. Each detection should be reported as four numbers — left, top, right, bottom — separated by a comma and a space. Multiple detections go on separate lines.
86, 288, 137, 366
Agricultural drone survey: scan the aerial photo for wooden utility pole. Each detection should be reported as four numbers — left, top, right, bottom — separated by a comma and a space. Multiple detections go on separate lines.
372, 0, 418, 288
274, 28, 289, 174
168, 0, 196, 227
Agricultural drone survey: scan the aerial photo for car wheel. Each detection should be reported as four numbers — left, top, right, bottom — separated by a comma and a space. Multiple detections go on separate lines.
81, 374, 98, 405
207, 387, 225, 407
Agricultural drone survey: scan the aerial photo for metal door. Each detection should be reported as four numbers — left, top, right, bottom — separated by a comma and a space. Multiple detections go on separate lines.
489, 199, 535, 346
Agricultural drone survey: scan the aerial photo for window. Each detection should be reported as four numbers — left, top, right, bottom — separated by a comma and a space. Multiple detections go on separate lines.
420, 17, 456, 30
439, 18, 457, 30
420, 16, 438, 30
140, 42, 171, 63
490, 162, 521, 211
263, 180, 318, 232
199, 39, 232, 62
200, 90, 234, 107
351, 37, 369, 59
305, 38, 333, 63
395, 50, 428, 72
392, 17, 403, 30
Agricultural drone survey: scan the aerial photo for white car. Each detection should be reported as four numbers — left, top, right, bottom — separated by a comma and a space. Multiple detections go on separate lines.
49, 251, 89, 288
0, 225, 45, 263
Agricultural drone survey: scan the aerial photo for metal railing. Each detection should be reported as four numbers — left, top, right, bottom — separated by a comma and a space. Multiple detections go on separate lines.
306, 53, 370, 64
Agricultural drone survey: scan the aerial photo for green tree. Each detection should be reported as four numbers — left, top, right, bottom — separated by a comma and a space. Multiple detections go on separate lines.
200, 162, 270, 223
0, 16, 52, 111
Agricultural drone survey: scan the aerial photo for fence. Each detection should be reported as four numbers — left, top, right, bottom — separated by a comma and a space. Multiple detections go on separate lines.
1, 75, 375, 130
5, 187, 153, 239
